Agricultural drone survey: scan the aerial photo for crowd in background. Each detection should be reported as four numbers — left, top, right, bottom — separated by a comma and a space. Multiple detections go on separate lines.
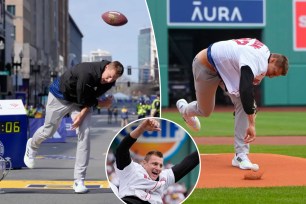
24, 104, 46, 118
24, 94, 160, 127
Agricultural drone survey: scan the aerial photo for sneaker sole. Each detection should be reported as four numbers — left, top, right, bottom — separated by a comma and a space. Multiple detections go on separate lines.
185, 116, 201, 132
74, 190, 89, 194
73, 186, 89, 194
232, 158, 258, 170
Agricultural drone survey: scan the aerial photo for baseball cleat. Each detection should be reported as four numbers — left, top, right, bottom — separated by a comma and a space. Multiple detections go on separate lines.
24, 138, 37, 169
232, 153, 258, 170
176, 99, 201, 132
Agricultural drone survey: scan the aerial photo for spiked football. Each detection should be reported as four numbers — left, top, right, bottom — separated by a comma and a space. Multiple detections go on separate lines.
101, 11, 128, 26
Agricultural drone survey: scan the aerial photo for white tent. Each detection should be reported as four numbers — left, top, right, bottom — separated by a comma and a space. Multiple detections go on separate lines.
113, 92, 130, 100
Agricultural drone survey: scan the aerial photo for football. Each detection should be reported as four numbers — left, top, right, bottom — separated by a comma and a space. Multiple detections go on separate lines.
101, 11, 128, 26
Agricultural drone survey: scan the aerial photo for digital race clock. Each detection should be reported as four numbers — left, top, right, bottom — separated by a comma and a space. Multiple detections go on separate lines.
0, 99, 28, 168
0, 121, 21, 134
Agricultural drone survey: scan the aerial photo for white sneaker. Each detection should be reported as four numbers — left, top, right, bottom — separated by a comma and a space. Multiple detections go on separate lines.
232, 153, 258, 170
73, 179, 89, 194
24, 138, 37, 169
176, 99, 201, 132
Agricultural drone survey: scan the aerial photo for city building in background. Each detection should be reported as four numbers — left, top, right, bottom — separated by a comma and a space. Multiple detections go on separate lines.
81, 54, 89, 62
138, 27, 158, 84
68, 14, 83, 69
0, 0, 72, 107
0, 0, 160, 103
81, 49, 112, 63
0, 0, 9, 97
89, 49, 112, 62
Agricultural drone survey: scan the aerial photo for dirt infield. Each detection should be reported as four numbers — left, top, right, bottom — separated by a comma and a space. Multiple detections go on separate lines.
195, 136, 306, 188
197, 153, 306, 188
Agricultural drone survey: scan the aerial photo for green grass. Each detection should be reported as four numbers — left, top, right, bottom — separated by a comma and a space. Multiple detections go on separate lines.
198, 145, 306, 158
162, 111, 306, 136
186, 145, 306, 204
162, 111, 306, 203
185, 186, 306, 204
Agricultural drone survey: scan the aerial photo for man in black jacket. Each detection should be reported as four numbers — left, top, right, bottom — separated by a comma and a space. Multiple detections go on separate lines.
24, 60, 124, 193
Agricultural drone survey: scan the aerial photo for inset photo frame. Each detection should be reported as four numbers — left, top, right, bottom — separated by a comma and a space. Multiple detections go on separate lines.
105, 117, 201, 204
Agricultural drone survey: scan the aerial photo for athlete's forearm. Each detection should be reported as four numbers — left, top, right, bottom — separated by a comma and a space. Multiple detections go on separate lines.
172, 151, 199, 182
247, 113, 256, 127
130, 125, 146, 139
115, 134, 136, 170
80, 106, 90, 119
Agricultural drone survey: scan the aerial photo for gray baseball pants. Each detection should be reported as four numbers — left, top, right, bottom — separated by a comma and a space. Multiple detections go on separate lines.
183, 57, 249, 154
30, 92, 92, 180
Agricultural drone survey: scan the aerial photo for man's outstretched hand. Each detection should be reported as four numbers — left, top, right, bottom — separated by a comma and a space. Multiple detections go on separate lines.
130, 118, 161, 139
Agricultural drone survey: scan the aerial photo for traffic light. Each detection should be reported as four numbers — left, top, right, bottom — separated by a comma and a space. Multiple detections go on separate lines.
127, 66, 131, 75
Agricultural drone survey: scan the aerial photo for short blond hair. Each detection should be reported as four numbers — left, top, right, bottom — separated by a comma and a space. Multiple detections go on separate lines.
144, 150, 163, 162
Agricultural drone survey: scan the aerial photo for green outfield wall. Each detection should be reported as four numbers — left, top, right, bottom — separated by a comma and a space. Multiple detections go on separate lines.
147, 0, 306, 107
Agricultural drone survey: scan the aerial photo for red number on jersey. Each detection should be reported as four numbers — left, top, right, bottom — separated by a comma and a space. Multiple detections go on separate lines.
233, 38, 264, 49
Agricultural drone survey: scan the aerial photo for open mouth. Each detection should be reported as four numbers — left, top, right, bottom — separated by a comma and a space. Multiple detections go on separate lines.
152, 170, 159, 177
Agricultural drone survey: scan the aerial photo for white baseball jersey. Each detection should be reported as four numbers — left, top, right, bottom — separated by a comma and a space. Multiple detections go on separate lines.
115, 161, 175, 204
211, 38, 270, 96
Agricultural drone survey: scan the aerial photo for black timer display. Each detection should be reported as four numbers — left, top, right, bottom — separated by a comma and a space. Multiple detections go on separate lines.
0, 121, 21, 134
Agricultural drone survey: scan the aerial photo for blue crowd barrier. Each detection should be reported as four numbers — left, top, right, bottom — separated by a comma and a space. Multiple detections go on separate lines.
28, 117, 77, 143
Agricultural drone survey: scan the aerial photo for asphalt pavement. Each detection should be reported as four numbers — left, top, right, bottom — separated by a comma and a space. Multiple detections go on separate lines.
0, 113, 138, 204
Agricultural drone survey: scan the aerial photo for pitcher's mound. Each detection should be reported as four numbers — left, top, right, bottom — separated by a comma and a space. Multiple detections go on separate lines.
197, 153, 306, 188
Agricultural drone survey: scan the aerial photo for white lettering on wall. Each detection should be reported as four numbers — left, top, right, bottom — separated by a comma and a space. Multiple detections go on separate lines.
191, 1, 243, 22
191, 1, 203, 21
299, 15, 306, 27
230, 7, 242, 21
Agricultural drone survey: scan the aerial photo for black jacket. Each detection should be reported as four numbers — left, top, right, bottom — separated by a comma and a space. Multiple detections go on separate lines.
59, 60, 115, 107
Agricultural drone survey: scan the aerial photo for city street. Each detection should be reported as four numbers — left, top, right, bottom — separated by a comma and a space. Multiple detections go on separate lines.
0, 113, 137, 204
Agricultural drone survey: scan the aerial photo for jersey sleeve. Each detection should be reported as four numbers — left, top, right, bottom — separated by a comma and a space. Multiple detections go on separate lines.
171, 151, 199, 182
115, 134, 137, 170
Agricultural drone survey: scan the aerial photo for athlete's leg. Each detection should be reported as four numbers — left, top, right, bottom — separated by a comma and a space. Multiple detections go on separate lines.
228, 94, 249, 154
31, 93, 72, 150
184, 57, 220, 117
72, 108, 92, 180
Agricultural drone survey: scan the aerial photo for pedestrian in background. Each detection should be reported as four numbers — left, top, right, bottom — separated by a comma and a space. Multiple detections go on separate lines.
121, 106, 129, 127
151, 94, 160, 117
